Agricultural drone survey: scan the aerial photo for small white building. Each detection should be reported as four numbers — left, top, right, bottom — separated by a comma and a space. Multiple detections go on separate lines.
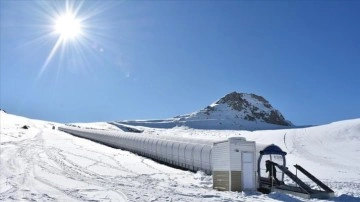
212, 137, 256, 191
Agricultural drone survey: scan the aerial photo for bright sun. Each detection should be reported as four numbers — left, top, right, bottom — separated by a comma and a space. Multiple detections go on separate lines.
38, 0, 111, 79
54, 12, 82, 40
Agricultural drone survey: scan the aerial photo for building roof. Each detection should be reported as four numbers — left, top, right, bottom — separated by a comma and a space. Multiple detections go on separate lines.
259, 144, 287, 156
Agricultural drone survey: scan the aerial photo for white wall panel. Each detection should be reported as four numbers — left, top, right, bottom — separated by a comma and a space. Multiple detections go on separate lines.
166, 142, 173, 162
193, 144, 203, 169
185, 143, 195, 169
172, 142, 180, 165
156, 140, 164, 159
150, 139, 157, 157
178, 143, 187, 165
212, 142, 230, 171
201, 145, 212, 171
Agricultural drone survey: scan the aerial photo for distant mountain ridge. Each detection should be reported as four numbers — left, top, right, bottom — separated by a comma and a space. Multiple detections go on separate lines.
177, 92, 292, 126
116, 92, 293, 130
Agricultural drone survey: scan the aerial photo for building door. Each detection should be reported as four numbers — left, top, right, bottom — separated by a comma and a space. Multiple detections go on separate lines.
242, 152, 255, 190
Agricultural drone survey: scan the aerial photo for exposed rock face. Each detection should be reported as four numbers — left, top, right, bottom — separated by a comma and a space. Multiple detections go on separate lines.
191, 92, 292, 126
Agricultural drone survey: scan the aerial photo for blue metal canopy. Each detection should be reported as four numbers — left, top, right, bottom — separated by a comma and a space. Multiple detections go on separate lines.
260, 144, 287, 156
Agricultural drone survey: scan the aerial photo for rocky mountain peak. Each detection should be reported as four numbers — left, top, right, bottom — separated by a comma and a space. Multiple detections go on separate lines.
216, 92, 272, 111
196, 92, 292, 126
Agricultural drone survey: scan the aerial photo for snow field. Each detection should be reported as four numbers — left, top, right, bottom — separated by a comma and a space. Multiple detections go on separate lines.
1, 112, 360, 201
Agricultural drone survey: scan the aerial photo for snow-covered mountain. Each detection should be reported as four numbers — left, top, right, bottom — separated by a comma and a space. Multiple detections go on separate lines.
178, 92, 292, 126
118, 92, 293, 130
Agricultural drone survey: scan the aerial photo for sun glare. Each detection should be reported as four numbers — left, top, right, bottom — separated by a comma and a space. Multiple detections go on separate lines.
54, 13, 82, 40
35, 0, 116, 80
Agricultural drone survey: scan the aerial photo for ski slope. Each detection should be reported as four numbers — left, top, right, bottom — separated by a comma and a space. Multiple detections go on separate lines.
1, 111, 360, 201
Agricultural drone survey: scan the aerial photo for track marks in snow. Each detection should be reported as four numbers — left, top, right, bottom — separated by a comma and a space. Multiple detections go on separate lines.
1, 127, 221, 201
1, 129, 128, 201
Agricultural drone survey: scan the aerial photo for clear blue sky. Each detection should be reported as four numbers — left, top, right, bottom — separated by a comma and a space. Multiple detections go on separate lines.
1, 0, 359, 126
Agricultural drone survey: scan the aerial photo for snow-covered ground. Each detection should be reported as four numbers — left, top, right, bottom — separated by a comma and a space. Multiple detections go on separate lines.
1, 111, 360, 201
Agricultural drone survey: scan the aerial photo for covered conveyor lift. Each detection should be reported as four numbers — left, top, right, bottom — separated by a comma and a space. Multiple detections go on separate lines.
257, 144, 334, 199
